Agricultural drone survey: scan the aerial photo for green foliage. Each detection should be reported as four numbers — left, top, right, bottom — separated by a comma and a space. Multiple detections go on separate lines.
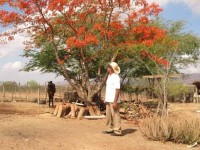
122, 84, 144, 95
21, 20, 200, 83
21, 40, 107, 80
140, 116, 200, 144
117, 45, 153, 79
21, 43, 63, 75
117, 20, 200, 94
3, 81, 17, 92
161, 20, 200, 67
167, 81, 191, 97
152, 80, 192, 101
28, 80, 39, 89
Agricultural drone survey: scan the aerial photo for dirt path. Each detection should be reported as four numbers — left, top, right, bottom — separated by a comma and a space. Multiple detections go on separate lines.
0, 102, 199, 150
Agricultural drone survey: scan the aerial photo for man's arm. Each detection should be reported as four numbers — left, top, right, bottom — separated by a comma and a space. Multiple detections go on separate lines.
113, 89, 120, 109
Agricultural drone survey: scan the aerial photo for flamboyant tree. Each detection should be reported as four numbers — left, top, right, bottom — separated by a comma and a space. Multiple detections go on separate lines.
0, 0, 165, 103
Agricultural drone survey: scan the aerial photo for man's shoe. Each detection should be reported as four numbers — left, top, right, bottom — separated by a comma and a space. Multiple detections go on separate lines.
111, 132, 122, 136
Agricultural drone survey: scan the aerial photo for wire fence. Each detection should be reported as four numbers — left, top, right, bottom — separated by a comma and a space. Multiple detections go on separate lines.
0, 82, 68, 102
0, 82, 146, 103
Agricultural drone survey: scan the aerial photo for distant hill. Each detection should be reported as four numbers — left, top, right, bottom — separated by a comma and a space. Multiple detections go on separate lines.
182, 73, 200, 84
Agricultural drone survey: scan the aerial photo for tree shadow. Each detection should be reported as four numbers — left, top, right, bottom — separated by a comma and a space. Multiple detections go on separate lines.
121, 128, 137, 136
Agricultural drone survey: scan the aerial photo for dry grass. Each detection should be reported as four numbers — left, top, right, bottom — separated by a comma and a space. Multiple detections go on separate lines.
140, 115, 200, 144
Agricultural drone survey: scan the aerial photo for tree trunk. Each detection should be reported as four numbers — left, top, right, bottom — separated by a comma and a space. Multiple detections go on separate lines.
70, 103, 76, 118
88, 106, 96, 116
77, 107, 85, 120
53, 103, 61, 116
57, 104, 64, 118
93, 106, 101, 116
162, 76, 168, 116
156, 100, 163, 115
53, 102, 101, 120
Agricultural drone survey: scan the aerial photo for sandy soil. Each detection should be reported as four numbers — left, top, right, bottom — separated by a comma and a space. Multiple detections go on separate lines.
0, 102, 200, 150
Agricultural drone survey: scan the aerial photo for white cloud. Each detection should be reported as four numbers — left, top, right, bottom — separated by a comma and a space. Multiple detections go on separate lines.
147, 0, 200, 15
0, 27, 65, 84
183, 0, 200, 15
0, 50, 8, 58
179, 63, 200, 74
0, 59, 64, 84
3, 61, 24, 70
147, 0, 173, 6
0, 33, 26, 58
0, 65, 65, 84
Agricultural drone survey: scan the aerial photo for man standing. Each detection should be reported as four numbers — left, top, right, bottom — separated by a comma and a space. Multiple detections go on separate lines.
47, 81, 56, 107
104, 62, 122, 136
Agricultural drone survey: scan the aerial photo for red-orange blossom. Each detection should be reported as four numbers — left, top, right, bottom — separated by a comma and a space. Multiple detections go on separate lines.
0, 0, 167, 102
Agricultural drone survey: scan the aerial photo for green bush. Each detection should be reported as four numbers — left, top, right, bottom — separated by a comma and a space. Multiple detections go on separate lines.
153, 80, 194, 102
140, 116, 200, 144
167, 82, 191, 98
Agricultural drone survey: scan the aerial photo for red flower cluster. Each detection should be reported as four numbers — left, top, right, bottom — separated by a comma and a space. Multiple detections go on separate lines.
141, 50, 169, 69
66, 34, 99, 48
0, 0, 170, 67
131, 25, 165, 46
0, 10, 20, 24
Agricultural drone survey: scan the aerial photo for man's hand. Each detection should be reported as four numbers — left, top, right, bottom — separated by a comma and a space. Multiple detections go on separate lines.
112, 102, 117, 109
113, 89, 120, 109
102, 98, 105, 103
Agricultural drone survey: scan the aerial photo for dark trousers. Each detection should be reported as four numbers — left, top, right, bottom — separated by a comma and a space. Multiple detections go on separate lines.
48, 94, 54, 107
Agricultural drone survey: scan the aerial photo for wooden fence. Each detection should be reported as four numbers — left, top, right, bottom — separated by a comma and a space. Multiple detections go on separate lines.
0, 82, 146, 103
0, 82, 67, 102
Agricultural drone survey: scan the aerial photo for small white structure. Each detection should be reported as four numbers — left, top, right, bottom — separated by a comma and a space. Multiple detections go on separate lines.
193, 92, 200, 103
192, 81, 200, 103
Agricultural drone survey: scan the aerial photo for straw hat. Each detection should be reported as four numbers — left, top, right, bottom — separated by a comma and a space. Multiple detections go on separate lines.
109, 62, 120, 74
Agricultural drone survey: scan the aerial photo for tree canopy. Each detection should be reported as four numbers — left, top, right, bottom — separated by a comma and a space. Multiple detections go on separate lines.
0, 0, 199, 103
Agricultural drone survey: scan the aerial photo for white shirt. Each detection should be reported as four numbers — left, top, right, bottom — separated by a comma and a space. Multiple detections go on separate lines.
105, 73, 120, 103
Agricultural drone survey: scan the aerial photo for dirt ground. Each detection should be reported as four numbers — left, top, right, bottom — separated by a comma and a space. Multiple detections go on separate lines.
0, 102, 200, 150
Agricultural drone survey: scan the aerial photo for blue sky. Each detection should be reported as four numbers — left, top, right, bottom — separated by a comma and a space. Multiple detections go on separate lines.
159, 0, 200, 35
0, 0, 200, 84
152, 0, 200, 74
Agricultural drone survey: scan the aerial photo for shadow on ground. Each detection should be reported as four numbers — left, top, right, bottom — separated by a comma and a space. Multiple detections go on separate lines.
122, 128, 137, 136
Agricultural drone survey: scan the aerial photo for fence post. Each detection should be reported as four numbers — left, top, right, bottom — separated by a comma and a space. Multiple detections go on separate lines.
11, 82, 14, 101
19, 82, 21, 101
14, 82, 17, 101
45, 82, 47, 103
2, 82, 5, 101
26, 82, 29, 101
38, 84, 40, 105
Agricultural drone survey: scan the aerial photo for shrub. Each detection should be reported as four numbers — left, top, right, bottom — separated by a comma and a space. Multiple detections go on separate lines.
153, 80, 194, 102
140, 116, 200, 144
167, 81, 193, 102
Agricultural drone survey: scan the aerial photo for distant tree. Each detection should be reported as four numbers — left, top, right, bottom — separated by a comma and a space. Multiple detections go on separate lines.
3, 81, 17, 92
28, 80, 39, 89
167, 81, 192, 102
